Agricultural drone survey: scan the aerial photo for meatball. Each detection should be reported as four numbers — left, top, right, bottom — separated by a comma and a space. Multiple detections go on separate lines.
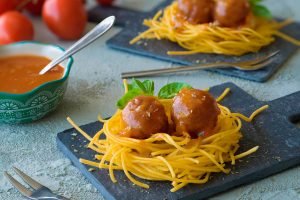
121, 96, 168, 139
214, 0, 250, 27
177, 0, 214, 24
172, 88, 220, 138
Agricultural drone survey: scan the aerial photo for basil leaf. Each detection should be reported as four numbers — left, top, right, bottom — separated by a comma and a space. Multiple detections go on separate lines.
252, 4, 272, 18
133, 79, 147, 92
127, 83, 134, 91
117, 88, 144, 109
128, 79, 154, 94
142, 80, 154, 95
158, 82, 192, 99
127, 80, 141, 91
249, 0, 262, 5
117, 79, 155, 109
127, 79, 143, 92
249, 0, 272, 19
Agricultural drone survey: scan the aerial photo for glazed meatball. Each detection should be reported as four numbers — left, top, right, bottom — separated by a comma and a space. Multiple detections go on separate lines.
178, 0, 214, 24
172, 88, 220, 138
214, 0, 250, 27
121, 96, 168, 139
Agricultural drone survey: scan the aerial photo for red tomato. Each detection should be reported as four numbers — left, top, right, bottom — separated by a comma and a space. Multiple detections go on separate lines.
42, 0, 87, 40
0, 0, 17, 15
0, 11, 34, 45
97, 0, 114, 6
25, 0, 45, 16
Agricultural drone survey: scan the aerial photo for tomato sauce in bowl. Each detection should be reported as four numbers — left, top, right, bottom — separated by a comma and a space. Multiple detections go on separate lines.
0, 55, 64, 94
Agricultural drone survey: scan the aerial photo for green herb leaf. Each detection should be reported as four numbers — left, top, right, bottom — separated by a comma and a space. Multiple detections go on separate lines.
127, 83, 134, 91
132, 79, 147, 93
127, 79, 140, 91
142, 80, 154, 95
158, 82, 192, 99
117, 88, 144, 109
127, 79, 154, 94
249, 0, 272, 19
252, 4, 272, 18
117, 79, 155, 109
249, 0, 262, 5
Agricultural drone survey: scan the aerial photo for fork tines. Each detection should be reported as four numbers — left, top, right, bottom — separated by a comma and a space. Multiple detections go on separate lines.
237, 50, 280, 67
4, 167, 43, 198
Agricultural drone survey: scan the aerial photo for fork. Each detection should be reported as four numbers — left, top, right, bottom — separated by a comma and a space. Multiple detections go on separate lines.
121, 50, 280, 79
4, 167, 69, 200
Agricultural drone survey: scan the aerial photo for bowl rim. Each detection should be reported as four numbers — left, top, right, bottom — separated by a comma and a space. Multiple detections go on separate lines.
0, 41, 73, 97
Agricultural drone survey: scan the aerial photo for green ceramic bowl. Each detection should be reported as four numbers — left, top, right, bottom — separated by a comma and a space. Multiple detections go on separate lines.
0, 41, 73, 123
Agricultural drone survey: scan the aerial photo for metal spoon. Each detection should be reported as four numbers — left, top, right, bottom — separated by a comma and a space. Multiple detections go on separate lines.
39, 16, 116, 75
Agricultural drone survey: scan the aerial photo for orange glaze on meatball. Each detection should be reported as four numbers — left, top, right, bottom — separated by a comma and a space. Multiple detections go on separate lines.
214, 0, 250, 27
121, 96, 169, 139
171, 88, 220, 138
177, 0, 214, 24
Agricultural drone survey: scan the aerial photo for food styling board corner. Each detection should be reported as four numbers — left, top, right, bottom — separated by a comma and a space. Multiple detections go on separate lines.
57, 82, 300, 200
88, 0, 300, 82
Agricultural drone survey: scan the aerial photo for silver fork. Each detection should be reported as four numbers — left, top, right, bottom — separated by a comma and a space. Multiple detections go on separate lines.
121, 50, 280, 79
4, 167, 69, 200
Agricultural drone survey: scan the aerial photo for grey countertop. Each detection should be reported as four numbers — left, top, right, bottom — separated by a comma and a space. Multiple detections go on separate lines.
0, 0, 300, 199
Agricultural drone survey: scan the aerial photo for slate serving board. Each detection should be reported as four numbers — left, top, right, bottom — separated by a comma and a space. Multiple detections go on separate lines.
57, 82, 300, 200
89, 0, 300, 82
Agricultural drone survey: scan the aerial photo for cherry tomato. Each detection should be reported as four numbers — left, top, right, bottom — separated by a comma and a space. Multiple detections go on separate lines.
0, 11, 34, 45
0, 0, 17, 15
42, 0, 87, 40
25, 0, 45, 16
97, 0, 114, 6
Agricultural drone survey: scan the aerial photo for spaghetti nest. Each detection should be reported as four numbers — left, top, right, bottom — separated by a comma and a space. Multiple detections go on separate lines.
68, 87, 268, 192
130, 1, 300, 56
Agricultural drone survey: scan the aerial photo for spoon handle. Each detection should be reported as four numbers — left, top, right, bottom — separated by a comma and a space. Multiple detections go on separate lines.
39, 16, 116, 75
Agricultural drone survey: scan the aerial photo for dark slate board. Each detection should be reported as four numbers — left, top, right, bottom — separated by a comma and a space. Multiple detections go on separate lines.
57, 82, 300, 200
88, 1, 171, 27
88, 5, 144, 27
88, 0, 300, 82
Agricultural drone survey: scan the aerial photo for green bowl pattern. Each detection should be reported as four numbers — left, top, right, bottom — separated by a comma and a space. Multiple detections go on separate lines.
0, 41, 73, 123
0, 83, 67, 123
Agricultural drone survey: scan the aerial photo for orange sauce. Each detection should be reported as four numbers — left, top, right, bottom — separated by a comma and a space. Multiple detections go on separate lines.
0, 55, 64, 94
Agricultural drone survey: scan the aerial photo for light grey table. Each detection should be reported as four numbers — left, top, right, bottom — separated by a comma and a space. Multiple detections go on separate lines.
0, 0, 299, 199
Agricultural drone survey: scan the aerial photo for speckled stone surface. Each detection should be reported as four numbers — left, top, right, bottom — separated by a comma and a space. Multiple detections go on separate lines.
0, 0, 300, 200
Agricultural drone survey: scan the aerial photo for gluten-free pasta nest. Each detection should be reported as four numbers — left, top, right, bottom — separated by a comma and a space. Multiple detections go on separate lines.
130, 0, 300, 56
67, 79, 268, 192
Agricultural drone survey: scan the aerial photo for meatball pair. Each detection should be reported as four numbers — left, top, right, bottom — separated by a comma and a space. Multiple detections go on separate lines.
120, 88, 220, 139
177, 0, 250, 27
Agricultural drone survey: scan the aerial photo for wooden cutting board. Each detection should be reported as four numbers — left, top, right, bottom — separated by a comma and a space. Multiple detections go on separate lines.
57, 82, 300, 200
